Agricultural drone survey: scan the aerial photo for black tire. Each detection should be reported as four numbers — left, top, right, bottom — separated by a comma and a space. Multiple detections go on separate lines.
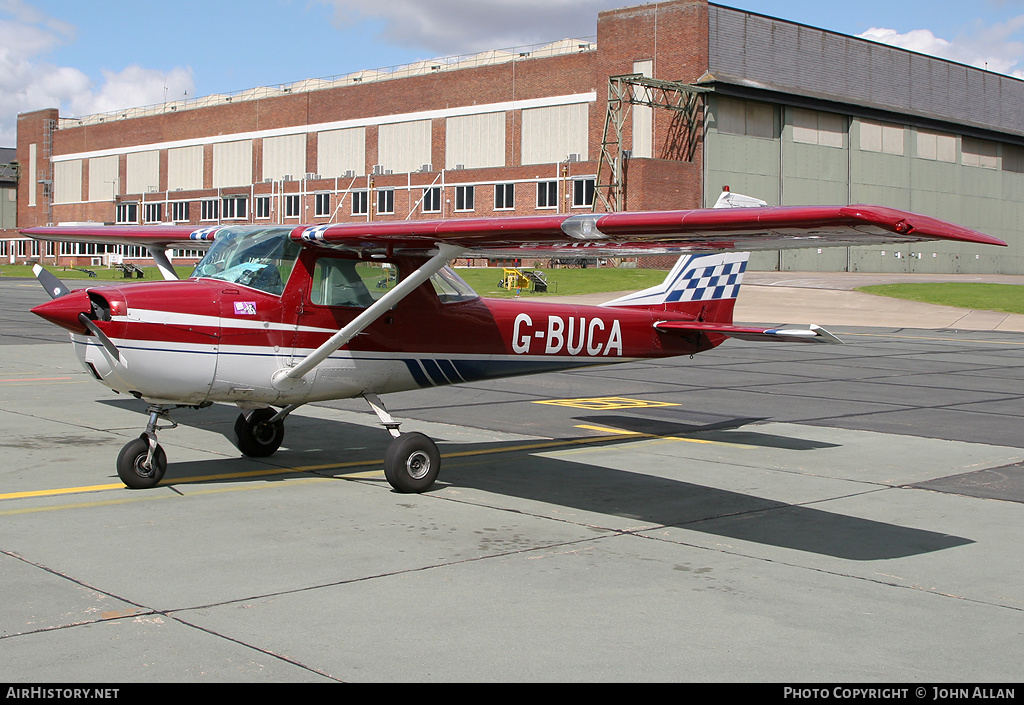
234, 408, 285, 457
116, 436, 167, 489
384, 432, 441, 493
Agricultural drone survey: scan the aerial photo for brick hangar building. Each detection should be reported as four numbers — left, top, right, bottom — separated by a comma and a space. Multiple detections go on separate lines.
12, 0, 1024, 273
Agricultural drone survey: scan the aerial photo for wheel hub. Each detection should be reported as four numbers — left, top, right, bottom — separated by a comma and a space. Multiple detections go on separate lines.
133, 457, 156, 478
254, 423, 276, 444
406, 451, 431, 480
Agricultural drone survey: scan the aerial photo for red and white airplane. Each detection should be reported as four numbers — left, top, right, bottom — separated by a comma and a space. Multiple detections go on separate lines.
22, 202, 1004, 492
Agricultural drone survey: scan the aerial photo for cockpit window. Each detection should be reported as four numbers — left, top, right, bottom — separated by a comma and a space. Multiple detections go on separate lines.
311, 258, 381, 308
192, 227, 301, 295
430, 266, 479, 303
310, 259, 477, 308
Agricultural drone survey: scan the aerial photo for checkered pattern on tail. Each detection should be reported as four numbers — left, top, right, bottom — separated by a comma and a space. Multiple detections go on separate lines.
601, 252, 751, 310
666, 256, 747, 302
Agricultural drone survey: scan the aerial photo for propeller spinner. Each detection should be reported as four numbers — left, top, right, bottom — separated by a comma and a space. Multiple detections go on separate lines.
30, 267, 124, 364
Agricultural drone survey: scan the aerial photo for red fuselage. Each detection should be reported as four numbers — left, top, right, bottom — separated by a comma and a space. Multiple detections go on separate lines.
32, 250, 722, 405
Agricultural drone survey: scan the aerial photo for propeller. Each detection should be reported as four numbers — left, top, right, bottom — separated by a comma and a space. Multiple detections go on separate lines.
32, 265, 125, 364
33, 264, 71, 299
77, 312, 124, 364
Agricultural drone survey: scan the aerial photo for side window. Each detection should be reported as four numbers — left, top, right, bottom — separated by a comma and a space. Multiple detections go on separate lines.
310, 258, 397, 308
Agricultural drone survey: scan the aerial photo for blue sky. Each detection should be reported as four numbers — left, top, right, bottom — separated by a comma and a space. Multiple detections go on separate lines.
3, 0, 1024, 145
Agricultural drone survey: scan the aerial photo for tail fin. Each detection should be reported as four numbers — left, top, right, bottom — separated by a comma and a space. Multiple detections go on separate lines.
601, 252, 750, 323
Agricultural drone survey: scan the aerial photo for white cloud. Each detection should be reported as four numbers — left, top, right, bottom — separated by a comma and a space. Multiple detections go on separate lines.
322, 0, 621, 54
68, 66, 195, 118
859, 17, 1024, 78
0, 2, 194, 146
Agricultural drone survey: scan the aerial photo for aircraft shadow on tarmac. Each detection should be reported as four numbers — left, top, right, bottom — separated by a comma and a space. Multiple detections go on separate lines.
95, 399, 973, 562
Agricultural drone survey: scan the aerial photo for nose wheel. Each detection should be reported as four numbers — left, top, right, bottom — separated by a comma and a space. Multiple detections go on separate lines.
117, 437, 168, 489
116, 404, 176, 489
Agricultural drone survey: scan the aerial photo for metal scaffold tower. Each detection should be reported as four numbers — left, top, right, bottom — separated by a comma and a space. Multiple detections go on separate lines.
594, 74, 711, 212
38, 118, 56, 225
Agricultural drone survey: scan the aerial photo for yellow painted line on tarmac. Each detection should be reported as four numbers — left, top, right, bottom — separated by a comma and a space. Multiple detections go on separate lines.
0, 476, 342, 516
0, 483, 125, 500
169, 459, 386, 486
574, 424, 644, 436
0, 460, 387, 502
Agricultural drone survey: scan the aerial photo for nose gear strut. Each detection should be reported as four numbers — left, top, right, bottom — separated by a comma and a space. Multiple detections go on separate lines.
116, 404, 180, 489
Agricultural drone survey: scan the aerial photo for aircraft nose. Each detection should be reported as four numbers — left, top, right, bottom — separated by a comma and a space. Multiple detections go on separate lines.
31, 289, 92, 334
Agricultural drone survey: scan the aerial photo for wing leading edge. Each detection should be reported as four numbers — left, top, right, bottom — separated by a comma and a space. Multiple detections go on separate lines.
294, 205, 1006, 256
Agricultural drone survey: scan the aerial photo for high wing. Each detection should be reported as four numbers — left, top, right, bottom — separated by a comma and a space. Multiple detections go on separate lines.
21, 205, 1005, 262
19, 224, 213, 246
289, 205, 1006, 256
20, 224, 217, 281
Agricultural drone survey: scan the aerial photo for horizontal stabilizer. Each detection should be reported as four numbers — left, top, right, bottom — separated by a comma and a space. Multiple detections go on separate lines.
654, 320, 842, 344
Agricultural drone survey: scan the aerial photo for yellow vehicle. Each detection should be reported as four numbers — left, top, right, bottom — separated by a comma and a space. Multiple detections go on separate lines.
497, 267, 548, 293
499, 268, 531, 291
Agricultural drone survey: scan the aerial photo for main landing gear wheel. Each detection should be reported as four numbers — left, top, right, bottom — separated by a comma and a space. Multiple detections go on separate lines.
384, 432, 441, 494
117, 436, 167, 489
234, 408, 285, 457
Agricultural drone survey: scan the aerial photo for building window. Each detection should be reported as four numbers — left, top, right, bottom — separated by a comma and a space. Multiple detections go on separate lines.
171, 201, 189, 222
116, 202, 138, 224
222, 196, 247, 220
377, 189, 394, 215
572, 179, 595, 208
455, 185, 475, 212
860, 120, 904, 156
422, 186, 441, 213
201, 199, 219, 221
716, 96, 776, 139
790, 108, 844, 148
143, 202, 163, 223
284, 194, 300, 218
494, 183, 514, 210
255, 196, 271, 219
537, 181, 557, 209
315, 193, 331, 217
962, 137, 998, 169
1003, 145, 1024, 173
915, 129, 956, 163
351, 191, 368, 215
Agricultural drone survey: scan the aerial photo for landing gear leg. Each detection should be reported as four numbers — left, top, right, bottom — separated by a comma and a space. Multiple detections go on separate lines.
364, 393, 441, 493
117, 404, 175, 489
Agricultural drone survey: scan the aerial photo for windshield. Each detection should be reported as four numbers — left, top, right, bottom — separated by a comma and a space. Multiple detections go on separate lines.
192, 227, 301, 295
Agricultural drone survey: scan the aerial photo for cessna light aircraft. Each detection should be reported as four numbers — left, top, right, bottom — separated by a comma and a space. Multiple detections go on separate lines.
22, 202, 1004, 492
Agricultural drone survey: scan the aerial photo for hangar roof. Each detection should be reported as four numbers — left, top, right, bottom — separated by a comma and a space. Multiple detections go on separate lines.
708, 4, 1024, 141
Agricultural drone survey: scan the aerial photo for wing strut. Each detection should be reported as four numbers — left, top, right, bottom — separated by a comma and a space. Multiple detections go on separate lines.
147, 246, 180, 281
272, 243, 466, 389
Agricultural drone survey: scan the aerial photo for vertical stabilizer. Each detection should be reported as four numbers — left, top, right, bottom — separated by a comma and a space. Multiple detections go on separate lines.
601, 252, 750, 322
